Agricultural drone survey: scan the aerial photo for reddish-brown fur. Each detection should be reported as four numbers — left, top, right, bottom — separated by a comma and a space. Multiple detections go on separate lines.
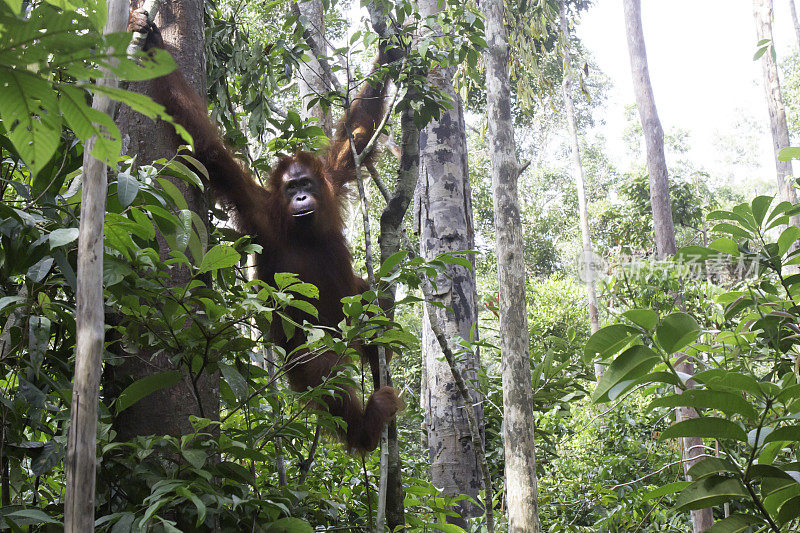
128, 12, 402, 452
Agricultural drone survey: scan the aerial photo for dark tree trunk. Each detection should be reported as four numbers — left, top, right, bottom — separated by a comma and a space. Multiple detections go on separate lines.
113, 0, 218, 440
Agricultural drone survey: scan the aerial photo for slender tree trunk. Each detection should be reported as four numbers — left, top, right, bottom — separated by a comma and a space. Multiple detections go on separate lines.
624, 1, 712, 531
483, 0, 540, 531
789, 0, 800, 51
558, 1, 602, 379
64, 1, 129, 530
114, 0, 218, 439
376, 105, 418, 532
415, 0, 483, 524
755, 0, 799, 207
623, 0, 676, 259
295, 0, 333, 137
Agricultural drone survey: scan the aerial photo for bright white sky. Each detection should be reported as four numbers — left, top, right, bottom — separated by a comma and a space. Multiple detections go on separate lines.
576, 0, 798, 190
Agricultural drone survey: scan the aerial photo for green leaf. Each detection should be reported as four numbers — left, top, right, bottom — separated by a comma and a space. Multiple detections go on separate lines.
777, 495, 800, 525
5, 509, 60, 525
288, 299, 319, 319
198, 245, 241, 273
180, 487, 207, 527
431, 525, 467, 533
28, 316, 50, 374
219, 363, 247, 400
0, 68, 62, 174
181, 449, 207, 469
660, 418, 747, 443
59, 86, 121, 165
693, 369, 763, 397
778, 226, 800, 257
0, 296, 25, 312
708, 237, 739, 256
592, 345, 659, 403
675, 476, 748, 511
705, 514, 765, 533
751, 195, 773, 226
156, 177, 188, 210
27, 257, 54, 282
686, 457, 739, 480
115, 371, 183, 414
762, 425, 800, 445
89, 84, 191, 145
48, 227, 79, 249
623, 309, 658, 330
2, 0, 21, 15
30, 440, 62, 475
648, 390, 758, 420
640, 481, 691, 501
712, 222, 752, 241
116, 172, 139, 208
655, 312, 700, 354
264, 517, 314, 533
778, 146, 800, 161
675, 246, 718, 261
583, 324, 640, 362
377, 250, 408, 279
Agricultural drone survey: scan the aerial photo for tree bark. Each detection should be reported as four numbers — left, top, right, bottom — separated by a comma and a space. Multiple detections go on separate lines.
789, 0, 800, 51
414, 0, 483, 524
114, 0, 218, 440
754, 0, 799, 207
624, 0, 676, 259
624, 1, 712, 530
64, 1, 130, 531
558, 1, 602, 379
295, 0, 333, 137
483, 0, 540, 531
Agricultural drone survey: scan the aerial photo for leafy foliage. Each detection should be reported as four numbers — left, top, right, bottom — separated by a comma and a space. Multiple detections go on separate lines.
585, 194, 800, 531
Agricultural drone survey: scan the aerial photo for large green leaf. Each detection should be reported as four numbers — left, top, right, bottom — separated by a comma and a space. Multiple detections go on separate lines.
48, 228, 79, 249
4, 508, 61, 526
199, 245, 241, 273
647, 390, 758, 420
264, 518, 314, 532
89, 84, 191, 145
640, 481, 690, 501
777, 495, 800, 525
115, 171, 139, 208
115, 371, 183, 414
659, 417, 747, 443
219, 363, 247, 400
686, 457, 739, 480
778, 226, 800, 257
751, 195, 773, 226
655, 312, 700, 354
762, 425, 800, 445
593, 345, 659, 403
674, 476, 748, 511
704, 514, 765, 533
59, 85, 121, 165
623, 308, 658, 330
0, 68, 62, 174
693, 369, 763, 397
583, 324, 640, 362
